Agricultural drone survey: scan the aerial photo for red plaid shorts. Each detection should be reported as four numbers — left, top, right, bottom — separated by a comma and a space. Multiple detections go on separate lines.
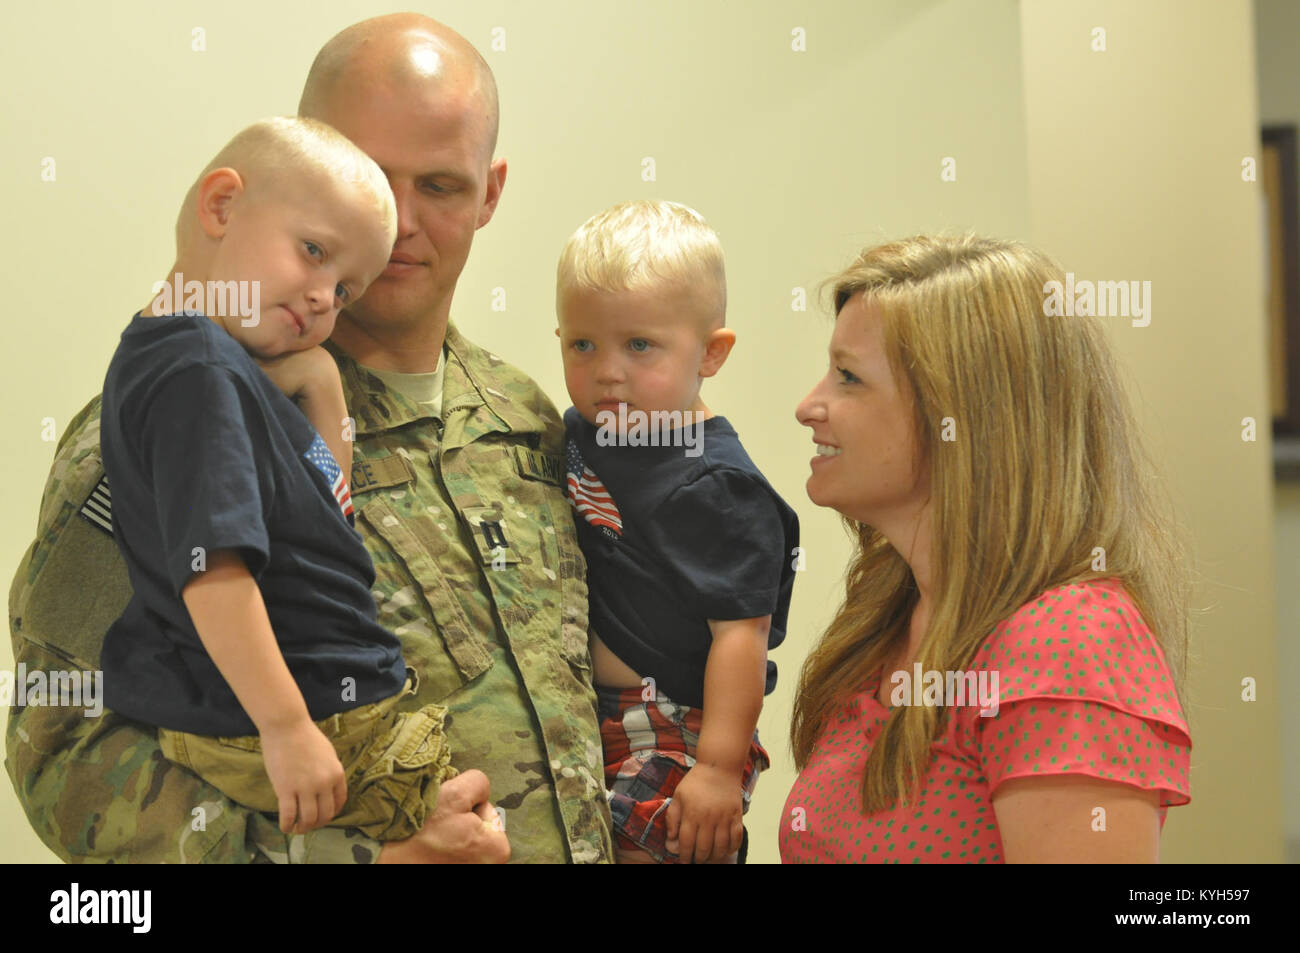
597, 684, 770, 863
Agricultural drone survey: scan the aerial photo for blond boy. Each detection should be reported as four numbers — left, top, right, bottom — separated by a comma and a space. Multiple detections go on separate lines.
556, 200, 799, 863
99, 117, 453, 839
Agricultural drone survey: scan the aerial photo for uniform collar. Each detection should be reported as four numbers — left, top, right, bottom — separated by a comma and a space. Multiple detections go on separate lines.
324, 321, 552, 447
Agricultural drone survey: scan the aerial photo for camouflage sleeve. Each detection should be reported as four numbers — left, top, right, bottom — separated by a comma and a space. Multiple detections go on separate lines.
5, 396, 383, 864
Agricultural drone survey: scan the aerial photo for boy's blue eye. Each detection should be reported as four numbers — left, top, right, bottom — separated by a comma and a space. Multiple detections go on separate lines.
304, 241, 325, 260
629, 339, 650, 352
573, 340, 593, 352
837, 366, 859, 384
335, 283, 349, 303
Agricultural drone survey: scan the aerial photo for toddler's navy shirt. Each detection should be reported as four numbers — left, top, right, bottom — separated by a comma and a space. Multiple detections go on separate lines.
564, 406, 799, 708
99, 312, 405, 736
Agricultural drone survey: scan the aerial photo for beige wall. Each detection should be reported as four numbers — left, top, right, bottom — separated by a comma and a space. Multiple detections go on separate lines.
1020, 0, 1282, 861
0, 0, 1280, 863
1256, 0, 1300, 863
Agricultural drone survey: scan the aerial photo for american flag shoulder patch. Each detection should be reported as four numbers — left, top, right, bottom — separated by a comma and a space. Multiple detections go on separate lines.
79, 472, 114, 537
565, 438, 622, 539
304, 432, 354, 524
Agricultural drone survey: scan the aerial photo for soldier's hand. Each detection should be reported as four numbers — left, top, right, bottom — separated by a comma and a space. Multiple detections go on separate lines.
260, 717, 349, 834
375, 769, 511, 864
254, 346, 341, 405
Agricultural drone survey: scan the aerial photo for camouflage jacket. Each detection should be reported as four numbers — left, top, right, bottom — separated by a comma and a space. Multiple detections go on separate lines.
5, 321, 614, 864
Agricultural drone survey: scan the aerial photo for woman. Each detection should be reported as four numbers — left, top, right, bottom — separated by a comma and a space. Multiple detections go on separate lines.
781, 235, 1192, 863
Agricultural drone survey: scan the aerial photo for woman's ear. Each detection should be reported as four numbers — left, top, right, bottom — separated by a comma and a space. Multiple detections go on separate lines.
698, 327, 737, 378
194, 167, 245, 239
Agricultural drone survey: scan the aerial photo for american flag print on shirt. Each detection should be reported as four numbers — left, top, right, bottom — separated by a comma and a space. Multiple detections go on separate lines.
566, 438, 622, 539
304, 432, 354, 523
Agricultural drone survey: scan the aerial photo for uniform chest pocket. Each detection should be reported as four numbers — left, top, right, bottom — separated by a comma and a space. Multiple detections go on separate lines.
457, 443, 590, 672
356, 495, 494, 702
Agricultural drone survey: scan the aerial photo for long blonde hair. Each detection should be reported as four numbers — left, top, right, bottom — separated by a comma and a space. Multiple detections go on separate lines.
789, 234, 1191, 813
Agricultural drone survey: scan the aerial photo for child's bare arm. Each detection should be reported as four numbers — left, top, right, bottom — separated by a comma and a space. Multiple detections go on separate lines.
256, 347, 353, 476
697, 616, 769, 772
666, 615, 770, 863
181, 548, 347, 831
296, 363, 352, 477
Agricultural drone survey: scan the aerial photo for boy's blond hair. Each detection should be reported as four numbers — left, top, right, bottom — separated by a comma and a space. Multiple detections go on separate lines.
175, 116, 396, 253
556, 199, 726, 323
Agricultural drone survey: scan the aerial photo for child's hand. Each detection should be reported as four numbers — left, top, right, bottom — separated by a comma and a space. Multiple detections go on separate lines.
259, 717, 349, 834
665, 763, 744, 863
255, 347, 341, 405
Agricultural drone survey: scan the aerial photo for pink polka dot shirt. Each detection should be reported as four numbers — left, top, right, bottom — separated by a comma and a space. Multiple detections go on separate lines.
779, 578, 1191, 863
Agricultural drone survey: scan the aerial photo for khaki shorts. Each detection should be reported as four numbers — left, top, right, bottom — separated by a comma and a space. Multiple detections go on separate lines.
158, 675, 456, 841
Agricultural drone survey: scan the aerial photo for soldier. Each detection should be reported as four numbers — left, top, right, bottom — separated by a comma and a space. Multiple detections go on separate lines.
5, 13, 615, 864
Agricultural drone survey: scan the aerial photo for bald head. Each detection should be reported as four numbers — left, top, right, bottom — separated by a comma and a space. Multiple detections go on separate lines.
299, 13, 499, 161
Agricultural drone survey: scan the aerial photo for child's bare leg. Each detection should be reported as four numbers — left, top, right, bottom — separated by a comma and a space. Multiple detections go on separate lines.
615, 847, 659, 864
615, 847, 738, 863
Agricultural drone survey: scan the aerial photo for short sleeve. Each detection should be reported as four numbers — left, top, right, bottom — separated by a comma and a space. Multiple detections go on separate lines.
641, 467, 788, 621
140, 365, 274, 597
967, 580, 1191, 808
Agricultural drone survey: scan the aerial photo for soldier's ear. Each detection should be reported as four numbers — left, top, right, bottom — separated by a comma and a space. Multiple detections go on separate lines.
476, 157, 507, 230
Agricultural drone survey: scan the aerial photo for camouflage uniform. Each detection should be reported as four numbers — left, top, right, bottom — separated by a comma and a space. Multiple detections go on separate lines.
5, 321, 614, 864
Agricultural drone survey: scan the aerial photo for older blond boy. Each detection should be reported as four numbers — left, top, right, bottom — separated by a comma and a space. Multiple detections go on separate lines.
100, 118, 453, 840
556, 200, 799, 863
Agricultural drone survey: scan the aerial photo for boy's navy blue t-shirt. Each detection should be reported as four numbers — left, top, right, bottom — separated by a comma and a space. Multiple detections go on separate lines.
564, 407, 799, 708
98, 312, 406, 736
